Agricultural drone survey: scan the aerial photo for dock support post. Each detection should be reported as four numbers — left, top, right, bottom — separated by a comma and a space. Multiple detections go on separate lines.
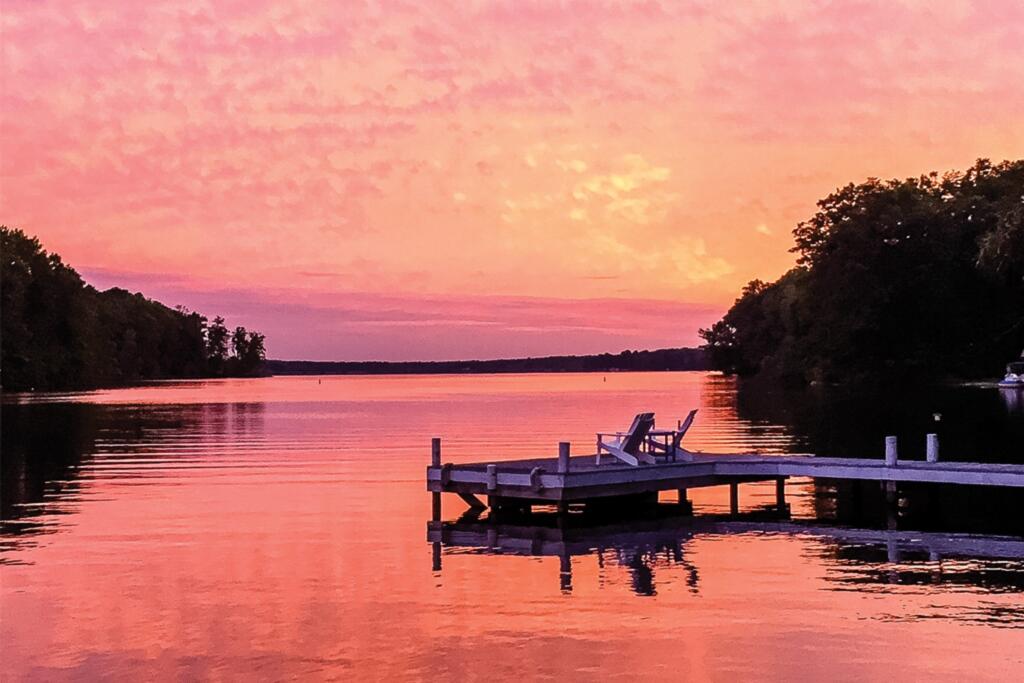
887, 538, 900, 565
884, 480, 898, 530
558, 442, 571, 473
431, 438, 442, 521
775, 477, 789, 514
885, 436, 898, 466
926, 433, 939, 463
432, 542, 442, 572
729, 482, 739, 515
486, 464, 498, 492
677, 488, 693, 515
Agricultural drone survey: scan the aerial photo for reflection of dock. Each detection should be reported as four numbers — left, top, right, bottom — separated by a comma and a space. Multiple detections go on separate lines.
429, 512, 704, 594
429, 516, 1024, 562
431, 514, 701, 558
428, 512, 1024, 594
427, 438, 1024, 519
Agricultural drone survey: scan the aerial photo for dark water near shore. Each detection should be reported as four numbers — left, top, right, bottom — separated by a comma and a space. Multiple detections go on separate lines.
2, 373, 1023, 680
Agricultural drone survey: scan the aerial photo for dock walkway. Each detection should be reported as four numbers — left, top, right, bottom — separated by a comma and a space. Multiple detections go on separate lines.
426, 439, 1024, 514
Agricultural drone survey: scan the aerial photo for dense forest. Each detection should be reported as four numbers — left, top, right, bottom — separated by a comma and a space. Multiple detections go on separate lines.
1, 227, 266, 391
700, 159, 1024, 384
267, 347, 707, 375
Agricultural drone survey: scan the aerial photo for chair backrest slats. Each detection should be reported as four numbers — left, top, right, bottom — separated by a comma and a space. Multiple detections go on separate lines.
672, 409, 698, 448
621, 412, 655, 454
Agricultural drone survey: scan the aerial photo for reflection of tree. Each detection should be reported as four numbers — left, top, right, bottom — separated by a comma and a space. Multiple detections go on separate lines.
1, 401, 266, 548
733, 376, 1023, 463
1, 402, 99, 536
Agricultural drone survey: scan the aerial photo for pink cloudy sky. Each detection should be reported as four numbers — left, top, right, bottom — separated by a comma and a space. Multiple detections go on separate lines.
3, 1, 1022, 360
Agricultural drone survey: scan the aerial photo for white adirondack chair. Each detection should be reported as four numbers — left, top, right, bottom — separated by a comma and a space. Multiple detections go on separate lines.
648, 409, 698, 461
596, 412, 656, 466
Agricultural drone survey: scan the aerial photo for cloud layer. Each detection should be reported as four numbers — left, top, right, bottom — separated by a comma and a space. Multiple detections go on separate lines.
3, 0, 1022, 358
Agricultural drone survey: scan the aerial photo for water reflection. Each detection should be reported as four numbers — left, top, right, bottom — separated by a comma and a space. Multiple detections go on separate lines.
429, 508, 1024, 625
1, 400, 266, 555
4, 374, 1024, 679
429, 510, 705, 596
733, 377, 1024, 463
1000, 386, 1024, 414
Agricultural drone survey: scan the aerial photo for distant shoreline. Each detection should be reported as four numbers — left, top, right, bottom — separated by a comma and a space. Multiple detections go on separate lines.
265, 347, 707, 376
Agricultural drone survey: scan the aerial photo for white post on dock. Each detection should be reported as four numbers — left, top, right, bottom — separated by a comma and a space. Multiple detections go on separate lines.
885, 436, 898, 466
926, 433, 939, 463
431, 438, 442, 521
486, 464, 498, 491
558, 442, 571, 474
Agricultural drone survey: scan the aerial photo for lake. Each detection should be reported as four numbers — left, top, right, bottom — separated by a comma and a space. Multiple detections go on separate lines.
3, 372, 1023, 680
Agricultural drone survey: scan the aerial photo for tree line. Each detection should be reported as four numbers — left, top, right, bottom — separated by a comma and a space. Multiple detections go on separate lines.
266, 347, 708, 375
1, 227, 266, 391
700, 159, 1024, 385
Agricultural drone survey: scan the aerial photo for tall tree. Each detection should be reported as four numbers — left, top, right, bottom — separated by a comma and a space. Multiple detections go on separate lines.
1, 227, 267, 390
701, 159, 1024, 384
206, 316, 229, 373
231, 326, 249, 360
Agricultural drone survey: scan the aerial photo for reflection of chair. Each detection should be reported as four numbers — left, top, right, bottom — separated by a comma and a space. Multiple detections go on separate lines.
596, 412, 656, 466
649, 409, 698, 462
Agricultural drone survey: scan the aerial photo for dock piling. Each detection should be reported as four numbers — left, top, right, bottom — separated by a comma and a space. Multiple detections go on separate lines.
558, 442, 571, 474
884, 480, 898, 530
431, 438, 442, 520
677, 488, 693, 515
486, 464, 498, 492
775, 477, 788, 513
926, 433, 939, 463
885, 436, 898, 466
729, 482, 739, 515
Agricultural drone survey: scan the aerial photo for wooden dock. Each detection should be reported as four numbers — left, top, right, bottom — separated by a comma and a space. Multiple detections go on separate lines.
426, 437, 1024, 516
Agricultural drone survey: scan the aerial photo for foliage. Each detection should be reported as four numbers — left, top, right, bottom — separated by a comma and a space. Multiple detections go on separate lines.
266, 347, 707, 375
1, 227, 267, 390
700, 159, 1024, 384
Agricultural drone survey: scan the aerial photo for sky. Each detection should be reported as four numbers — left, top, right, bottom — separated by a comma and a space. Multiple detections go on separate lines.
3, 0, 1022, 360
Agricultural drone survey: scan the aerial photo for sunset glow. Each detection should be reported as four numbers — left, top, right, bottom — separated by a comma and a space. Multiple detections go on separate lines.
4, 0, 1022, 359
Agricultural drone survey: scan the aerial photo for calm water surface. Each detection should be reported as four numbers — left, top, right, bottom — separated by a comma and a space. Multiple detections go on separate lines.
3, 372, 1023, 680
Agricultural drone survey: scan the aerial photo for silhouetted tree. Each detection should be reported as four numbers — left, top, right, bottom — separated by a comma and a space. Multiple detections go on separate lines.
231, 326, 249, 360
0, 227, 267, 390
206, 316, 229, 374
701, 159, 1024, 384
239, 331, 266, 375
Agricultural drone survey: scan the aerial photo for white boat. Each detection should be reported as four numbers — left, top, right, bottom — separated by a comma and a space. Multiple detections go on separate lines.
998, 361, 1024, 388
